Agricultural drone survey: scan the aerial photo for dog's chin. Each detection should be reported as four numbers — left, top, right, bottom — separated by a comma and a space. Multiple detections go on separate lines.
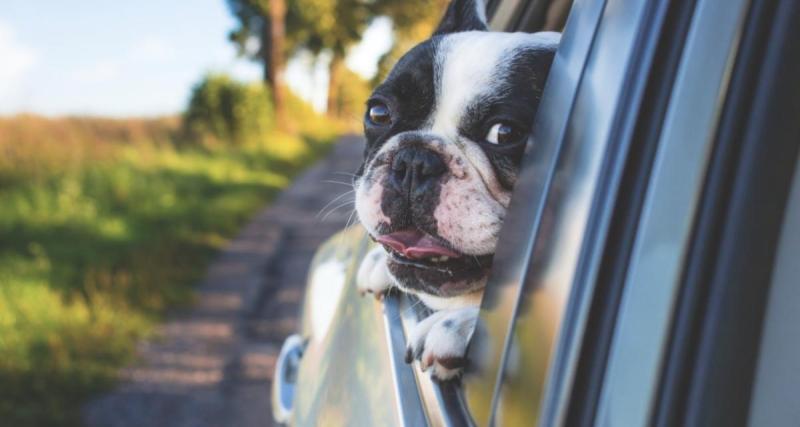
383, 249, 493, 298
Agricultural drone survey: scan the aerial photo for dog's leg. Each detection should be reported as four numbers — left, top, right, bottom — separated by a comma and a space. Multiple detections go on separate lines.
405, 307, 479, 381
356, 246, 393, 299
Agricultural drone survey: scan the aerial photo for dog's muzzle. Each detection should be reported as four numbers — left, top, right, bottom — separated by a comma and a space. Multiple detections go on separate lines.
389, 146, 447, 198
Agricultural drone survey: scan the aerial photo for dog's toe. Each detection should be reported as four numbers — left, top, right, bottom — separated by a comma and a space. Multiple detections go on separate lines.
406, 307, 479, 381
356, 246, 392, 298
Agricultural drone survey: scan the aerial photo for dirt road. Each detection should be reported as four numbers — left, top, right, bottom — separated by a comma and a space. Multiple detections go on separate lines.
83, 136, 364, 427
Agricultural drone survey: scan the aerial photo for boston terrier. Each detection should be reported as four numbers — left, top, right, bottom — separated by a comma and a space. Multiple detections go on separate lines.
355, 0, 559, 380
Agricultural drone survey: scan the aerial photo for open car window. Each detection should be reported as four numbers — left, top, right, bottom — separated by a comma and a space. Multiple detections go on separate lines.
460, 0, 674, 423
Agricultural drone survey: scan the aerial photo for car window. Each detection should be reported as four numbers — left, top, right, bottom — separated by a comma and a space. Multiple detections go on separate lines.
457, 0, 610, 424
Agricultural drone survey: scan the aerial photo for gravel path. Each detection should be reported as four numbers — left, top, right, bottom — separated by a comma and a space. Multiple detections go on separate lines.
83, 136, 364, 427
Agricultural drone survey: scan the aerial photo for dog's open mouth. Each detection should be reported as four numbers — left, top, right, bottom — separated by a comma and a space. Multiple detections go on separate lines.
376, 229, 460, 263
375, 229, 492, 295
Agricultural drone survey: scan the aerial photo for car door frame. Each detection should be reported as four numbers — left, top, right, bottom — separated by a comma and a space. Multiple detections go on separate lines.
374, 0, 800, 426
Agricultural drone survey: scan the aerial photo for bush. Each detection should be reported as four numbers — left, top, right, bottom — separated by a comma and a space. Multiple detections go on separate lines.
183, 74, 274, 146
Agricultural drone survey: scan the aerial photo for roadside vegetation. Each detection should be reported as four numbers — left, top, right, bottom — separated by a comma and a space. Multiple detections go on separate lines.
0, 76, 345, 426
0, 0, 452, 424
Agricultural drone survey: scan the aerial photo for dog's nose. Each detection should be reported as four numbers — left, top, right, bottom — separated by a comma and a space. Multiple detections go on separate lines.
390, 147, 447, 196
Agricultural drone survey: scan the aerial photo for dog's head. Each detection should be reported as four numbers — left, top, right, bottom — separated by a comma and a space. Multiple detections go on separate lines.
354, 0, 559, 306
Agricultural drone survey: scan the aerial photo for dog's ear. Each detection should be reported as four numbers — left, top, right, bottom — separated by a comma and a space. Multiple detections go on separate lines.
433, 0, 489, 36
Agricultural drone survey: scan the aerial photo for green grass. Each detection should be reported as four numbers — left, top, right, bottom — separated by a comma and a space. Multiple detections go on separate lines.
0, 116, 339, 426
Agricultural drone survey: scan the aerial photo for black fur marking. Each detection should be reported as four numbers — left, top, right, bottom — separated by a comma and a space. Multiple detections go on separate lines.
378, 162, 443, 238
434, 0, 488, 35
379, 134, 452, 236
360, 40, 439, 175
459, 46, 557, 188
386, 253, 492, 297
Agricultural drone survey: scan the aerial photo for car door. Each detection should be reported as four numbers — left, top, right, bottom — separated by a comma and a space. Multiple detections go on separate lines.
482, 0, 800, 426
462, 0, 799, 426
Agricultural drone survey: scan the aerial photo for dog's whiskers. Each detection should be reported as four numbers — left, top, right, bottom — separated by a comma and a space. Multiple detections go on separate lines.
320, 200, 355, 222
335, 208, 359, 248
316, 190, 355, 219
343, 208, 358, 231
321, 180, 354, 187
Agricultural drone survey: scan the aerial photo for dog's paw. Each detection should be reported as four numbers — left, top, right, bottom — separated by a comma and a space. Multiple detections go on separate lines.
356, 246, 393, 300
405, 307, 479, 381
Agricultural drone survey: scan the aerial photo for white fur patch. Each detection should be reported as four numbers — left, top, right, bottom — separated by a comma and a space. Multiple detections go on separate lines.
430, 31, 558, 139
356, 246, 393, 296
417, 291, 482, 311
406, 307, 480, 380
354, 170, 391, 236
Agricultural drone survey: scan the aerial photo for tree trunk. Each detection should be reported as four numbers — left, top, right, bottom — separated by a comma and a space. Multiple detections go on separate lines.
261, 20, 273, 86
326, 53, 345, 118
267, 0, 288, 129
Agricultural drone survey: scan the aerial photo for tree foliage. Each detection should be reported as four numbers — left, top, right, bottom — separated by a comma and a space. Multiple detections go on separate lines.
184, 74, 274, 146
371, 0, 450, 85
228, 0, 371, 72
227, 0, 455, 118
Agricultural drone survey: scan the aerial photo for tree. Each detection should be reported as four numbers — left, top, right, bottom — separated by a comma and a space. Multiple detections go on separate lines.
288, 0, 372, 117
371, 0, 450, 85
228, 0, 289, 128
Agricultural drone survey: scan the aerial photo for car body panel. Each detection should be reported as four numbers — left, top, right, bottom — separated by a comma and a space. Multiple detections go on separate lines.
291, 227, 414, 427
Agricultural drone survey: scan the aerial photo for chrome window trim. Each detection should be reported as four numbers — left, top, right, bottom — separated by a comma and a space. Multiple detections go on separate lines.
397, 295, 471, 427
594, 0, 751, 425
383, 294, 430, 427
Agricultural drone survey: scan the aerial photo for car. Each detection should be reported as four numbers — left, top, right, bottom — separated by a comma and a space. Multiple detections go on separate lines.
272, 0, 800, 425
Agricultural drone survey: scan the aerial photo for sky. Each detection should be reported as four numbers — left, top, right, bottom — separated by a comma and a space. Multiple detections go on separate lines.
0, 0, 393, 116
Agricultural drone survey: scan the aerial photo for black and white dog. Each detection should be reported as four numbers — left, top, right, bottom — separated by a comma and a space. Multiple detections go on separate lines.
355, 0, 559, 380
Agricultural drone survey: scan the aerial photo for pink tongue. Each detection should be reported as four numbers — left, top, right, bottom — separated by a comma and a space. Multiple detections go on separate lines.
376, 229, 461, 259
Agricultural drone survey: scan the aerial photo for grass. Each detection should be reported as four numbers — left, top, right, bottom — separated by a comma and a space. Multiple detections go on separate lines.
0, 114, 342, 426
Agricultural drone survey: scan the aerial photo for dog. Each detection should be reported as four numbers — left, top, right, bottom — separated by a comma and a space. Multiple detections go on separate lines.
354, 0, 559, 380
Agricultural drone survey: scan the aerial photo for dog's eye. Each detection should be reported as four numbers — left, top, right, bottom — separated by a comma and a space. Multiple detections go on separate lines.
367, 103, 391, 126
485, 122, 520, 144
